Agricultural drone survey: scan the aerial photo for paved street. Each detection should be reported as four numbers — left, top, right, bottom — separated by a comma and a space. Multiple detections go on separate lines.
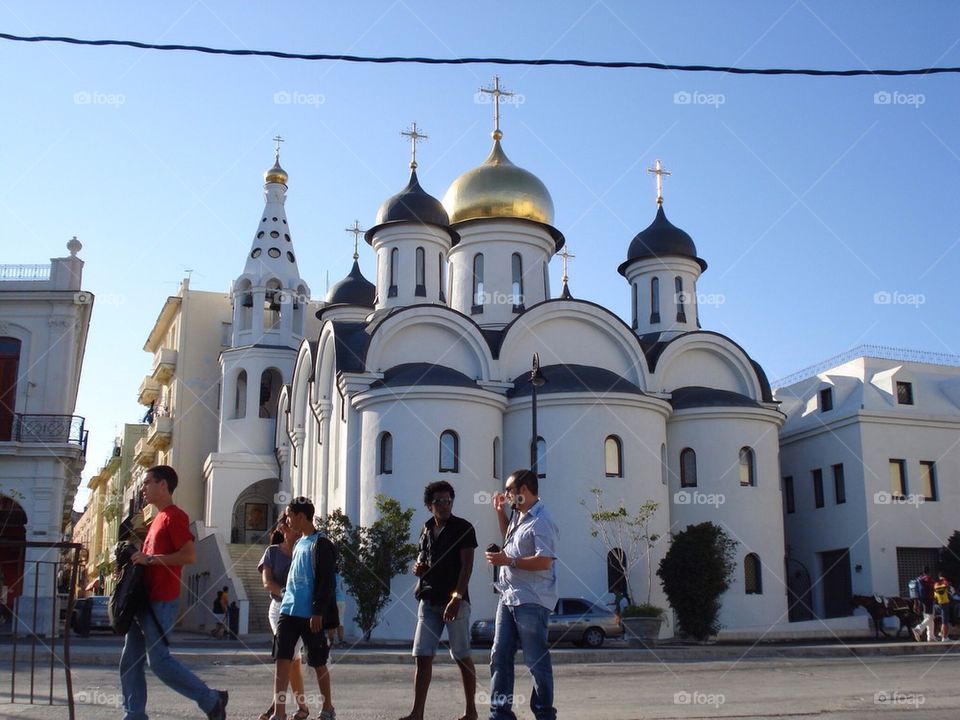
2, 653, 959, 719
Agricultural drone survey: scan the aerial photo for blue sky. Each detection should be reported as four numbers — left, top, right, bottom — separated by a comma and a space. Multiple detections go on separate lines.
0, 2, 957, 512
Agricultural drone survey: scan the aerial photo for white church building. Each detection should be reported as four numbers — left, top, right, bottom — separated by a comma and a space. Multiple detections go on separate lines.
271, 92, 791, 640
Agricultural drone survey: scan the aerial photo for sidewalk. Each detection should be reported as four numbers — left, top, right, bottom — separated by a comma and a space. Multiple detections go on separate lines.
1, 631, 957, 667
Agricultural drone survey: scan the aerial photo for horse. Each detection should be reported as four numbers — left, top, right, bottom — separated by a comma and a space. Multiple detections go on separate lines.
851, 595, 920, 638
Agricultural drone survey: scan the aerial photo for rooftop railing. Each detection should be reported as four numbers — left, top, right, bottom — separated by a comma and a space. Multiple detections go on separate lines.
0, 264, 52, 281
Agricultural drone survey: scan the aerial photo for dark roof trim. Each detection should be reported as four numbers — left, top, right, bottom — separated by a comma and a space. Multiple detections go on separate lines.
670, 386, 762, 410
368, 363, 479, 390
450, 215, 565, 252
509, 363, 645, 398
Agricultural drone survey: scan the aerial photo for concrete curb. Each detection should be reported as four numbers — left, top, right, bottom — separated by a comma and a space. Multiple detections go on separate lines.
1, 639, 957, 667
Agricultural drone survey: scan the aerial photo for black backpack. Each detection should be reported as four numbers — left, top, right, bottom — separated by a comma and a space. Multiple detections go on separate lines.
109, 541, 168, 644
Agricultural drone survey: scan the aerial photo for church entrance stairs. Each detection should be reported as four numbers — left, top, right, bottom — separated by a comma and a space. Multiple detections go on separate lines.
227, 543, 272, 634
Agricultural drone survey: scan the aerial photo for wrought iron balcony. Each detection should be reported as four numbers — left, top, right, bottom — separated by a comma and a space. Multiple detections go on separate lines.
2, 414, 88, 454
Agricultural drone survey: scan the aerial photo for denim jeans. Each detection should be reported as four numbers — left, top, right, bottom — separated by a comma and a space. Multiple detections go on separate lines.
489, 601, 556, 720
119, 599, 219, 720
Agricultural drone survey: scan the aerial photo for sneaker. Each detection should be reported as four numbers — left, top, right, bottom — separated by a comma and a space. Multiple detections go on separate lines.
912, 627, 922, 642
318, 709, 336, 720
206, 690, 228, 720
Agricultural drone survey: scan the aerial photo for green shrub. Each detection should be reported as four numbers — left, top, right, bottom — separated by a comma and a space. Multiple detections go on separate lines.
657, 522, 737, 640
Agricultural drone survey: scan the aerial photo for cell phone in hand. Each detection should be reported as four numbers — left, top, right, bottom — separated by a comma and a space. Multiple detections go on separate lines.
486, 543, 500, 553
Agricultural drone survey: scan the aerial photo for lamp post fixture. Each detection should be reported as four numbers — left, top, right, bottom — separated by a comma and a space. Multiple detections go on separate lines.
530, 353, 546, 476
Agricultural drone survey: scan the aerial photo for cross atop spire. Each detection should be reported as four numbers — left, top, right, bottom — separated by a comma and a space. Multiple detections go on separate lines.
345, 220, 365, 260
273, 135, 284, 160
558, 246, 575, 285
646, 158, 671, 205
479, 75, 515, 141
400, 122, 428, 170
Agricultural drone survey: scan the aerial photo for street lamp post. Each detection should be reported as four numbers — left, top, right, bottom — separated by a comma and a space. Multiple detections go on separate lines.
530, 353, 546, 476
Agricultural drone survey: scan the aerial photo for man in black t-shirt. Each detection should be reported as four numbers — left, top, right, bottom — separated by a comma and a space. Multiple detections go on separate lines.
399, 481, 478, 720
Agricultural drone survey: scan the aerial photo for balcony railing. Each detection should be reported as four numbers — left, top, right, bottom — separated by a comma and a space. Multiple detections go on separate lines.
151, 348, 178, 384
1, 414, 88, 454
0, 264, 52, 281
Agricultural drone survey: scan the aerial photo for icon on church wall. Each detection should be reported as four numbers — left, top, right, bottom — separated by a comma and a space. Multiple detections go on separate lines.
244, 502, 268, 532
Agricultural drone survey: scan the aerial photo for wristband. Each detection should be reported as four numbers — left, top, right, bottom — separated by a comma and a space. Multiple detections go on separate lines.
510, 557, 518, 569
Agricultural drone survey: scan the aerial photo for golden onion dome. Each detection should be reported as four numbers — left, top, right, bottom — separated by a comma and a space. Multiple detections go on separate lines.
264, 155, 288, 186
442, 139, 554, 226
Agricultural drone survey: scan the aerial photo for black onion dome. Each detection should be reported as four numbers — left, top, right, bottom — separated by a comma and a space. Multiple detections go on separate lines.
617, 205, 707, 276
365, 169, 457, 244
325, 260, 375, 306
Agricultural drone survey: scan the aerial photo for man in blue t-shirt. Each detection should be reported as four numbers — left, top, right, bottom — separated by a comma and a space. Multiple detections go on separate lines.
271, 498, 338, 720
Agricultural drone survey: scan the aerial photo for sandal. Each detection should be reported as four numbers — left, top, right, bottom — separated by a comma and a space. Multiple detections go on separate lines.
293, 707, 311, 720
258, 704, 274, 720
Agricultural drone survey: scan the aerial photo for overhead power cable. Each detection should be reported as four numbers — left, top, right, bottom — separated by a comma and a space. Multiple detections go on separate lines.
1, 32, 959, 76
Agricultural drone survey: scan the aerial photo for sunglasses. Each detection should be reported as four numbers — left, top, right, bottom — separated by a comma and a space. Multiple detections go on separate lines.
432, 498, 453, 507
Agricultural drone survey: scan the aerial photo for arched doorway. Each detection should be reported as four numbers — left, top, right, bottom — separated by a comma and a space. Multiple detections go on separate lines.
0, 496, 27, 629
231, 478, 279, 544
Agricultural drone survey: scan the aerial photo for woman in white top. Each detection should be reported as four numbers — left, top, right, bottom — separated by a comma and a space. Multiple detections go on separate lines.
257, 514, 310, 720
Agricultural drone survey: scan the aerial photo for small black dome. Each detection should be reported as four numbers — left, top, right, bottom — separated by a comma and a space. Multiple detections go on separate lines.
618, 205, 706, 276
365, 169, 457, 243
325, 260, 375, 307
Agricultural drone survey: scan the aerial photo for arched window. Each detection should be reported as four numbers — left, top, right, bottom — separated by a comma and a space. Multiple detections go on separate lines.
533, 436, 547, 478
675, 276, 687, 322
438, 253, 446, 302
511, 253, 524, 310
493, 437, 501, 480
378, 432, 393, 475
631, 283, 638, 329
233, 370, 247, 419
472, 253, 484, 313
739, 447, 756, 487
650, 277, 660, 324
237, 280, 253, 331
604, 435, 623, 478
388, 248, 398, 297
259, 368, 283, 419
744, 553, 762, 594
293, 284, 306, 335
607, 548, 627, 597
0, 337, 22, 440
660, 443, 668, 485
680, 447, 697, 487
439, 430, 459, 472
264, 279, 282, 329
415, 247, 426, 296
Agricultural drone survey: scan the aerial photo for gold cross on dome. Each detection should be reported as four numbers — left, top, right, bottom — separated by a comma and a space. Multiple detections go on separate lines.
558, 246, 575, 285
647, 158, 671, 205
479, 75, 515, 140
345, 220, 365, 260
400, 122, 428, 169
273, 135, 284, 159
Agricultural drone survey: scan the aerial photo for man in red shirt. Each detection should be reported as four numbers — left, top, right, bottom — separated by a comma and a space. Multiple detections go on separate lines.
119, 465, 228, 720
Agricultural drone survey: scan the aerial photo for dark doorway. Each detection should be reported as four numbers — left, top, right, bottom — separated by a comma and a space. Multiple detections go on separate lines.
0, 337, 20, 441
0, 496, 28, 625
819, 548, 852, 618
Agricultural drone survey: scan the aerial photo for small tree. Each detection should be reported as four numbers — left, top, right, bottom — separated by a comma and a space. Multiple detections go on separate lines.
657, 522, 737, 640
317, 494, 417, 641
582, 488, 660, 608
939, 530, 960, 584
